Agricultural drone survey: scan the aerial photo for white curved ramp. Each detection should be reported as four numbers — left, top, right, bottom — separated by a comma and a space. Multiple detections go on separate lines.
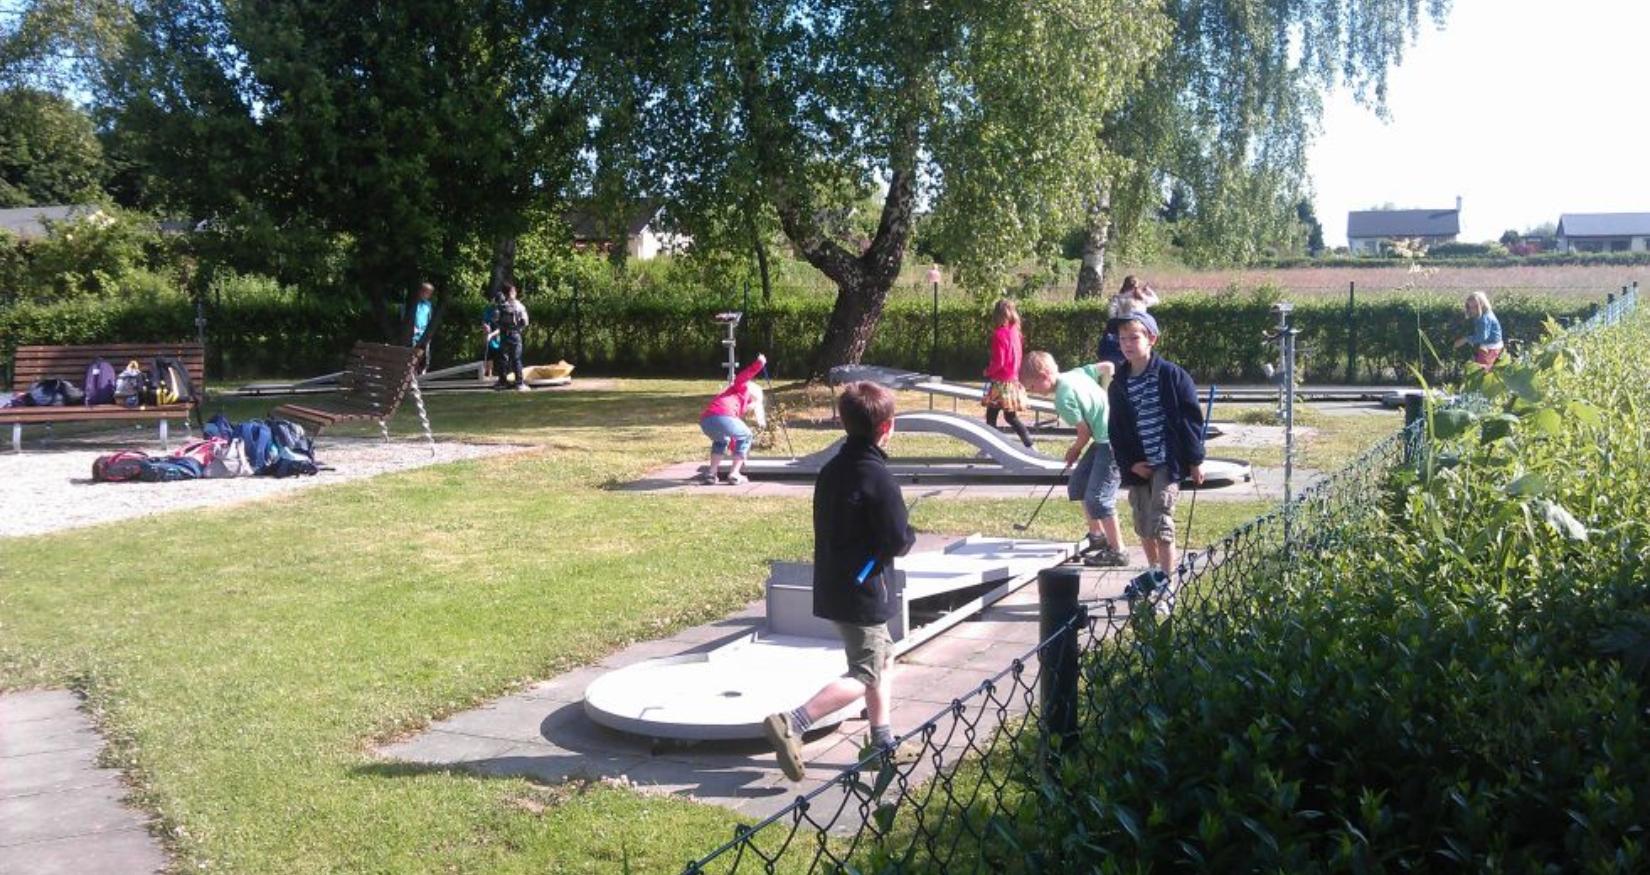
894, 412, 1064, 474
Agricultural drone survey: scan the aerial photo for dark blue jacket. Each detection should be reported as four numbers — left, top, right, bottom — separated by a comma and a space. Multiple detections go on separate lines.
1108, 355, 1205, 487
813, 436, 916, 625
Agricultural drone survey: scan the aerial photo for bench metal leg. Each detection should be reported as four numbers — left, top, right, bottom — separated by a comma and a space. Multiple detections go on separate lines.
159, 419, 169, 449
378, 419, 391, 442
408, 378, 435, 456
10, 424, 18, 453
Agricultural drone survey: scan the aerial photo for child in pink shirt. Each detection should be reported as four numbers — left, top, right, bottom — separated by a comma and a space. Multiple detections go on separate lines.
699, 354, 767, 484
982, 299, 1032, 448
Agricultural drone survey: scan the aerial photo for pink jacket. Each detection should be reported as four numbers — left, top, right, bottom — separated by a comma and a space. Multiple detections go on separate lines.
701, 356, 766, 419
985, 324, 1022, 382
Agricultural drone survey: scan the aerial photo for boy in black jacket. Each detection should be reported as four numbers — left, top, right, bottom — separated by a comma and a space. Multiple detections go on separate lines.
1108, 313, 1205, 581
763, 382, 917, 782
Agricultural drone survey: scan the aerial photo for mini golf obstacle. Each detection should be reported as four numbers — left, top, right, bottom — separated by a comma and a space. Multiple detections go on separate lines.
237, 359, 572, 396
736, 410, 1252, 486
582, 535, 1074, 741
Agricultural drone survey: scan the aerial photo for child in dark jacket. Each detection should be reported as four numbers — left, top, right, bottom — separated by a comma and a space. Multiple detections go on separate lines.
1107, 312, 1204, 579
763, 381, 917, 782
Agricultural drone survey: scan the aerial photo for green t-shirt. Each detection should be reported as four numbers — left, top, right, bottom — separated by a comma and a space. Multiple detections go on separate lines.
1054, 364, 1108, 443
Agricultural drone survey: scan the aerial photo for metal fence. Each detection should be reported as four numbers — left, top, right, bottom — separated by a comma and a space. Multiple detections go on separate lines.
679, 283, 1638, 875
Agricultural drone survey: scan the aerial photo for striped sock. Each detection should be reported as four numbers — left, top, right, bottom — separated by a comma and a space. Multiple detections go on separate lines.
789, 707, 813, 734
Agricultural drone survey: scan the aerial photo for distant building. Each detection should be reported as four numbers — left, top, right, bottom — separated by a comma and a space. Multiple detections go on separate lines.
1555, 213, 1650, 253
1346, 197, 1462, 255
565, 203, 691, 260
0, 204, 109, 241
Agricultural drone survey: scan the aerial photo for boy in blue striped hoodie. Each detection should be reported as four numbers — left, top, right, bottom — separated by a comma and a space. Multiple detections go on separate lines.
1107, 313, 1205, 579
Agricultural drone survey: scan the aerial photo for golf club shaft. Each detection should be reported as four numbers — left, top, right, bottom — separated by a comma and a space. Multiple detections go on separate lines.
1180, 385, 1218, 554
1016, 460, 1073, 531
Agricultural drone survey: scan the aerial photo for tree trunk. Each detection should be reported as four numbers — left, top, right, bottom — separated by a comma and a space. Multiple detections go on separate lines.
1075, 186, 1112, 299
813, 273, 896, 376
487, 237, 517, 298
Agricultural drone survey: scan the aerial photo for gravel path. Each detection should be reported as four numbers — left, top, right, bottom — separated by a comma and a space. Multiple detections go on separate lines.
0, 438, 523, 539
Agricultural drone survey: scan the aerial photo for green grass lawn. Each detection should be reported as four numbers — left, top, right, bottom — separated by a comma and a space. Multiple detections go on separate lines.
0, 380, 1379, 873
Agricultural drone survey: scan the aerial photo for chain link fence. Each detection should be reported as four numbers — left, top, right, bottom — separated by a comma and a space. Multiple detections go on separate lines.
679, 283, 1638, 875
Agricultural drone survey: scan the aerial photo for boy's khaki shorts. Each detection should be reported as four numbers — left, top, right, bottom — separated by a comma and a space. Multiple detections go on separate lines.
836, 622, 892, 687
1128, 466, 1180, 542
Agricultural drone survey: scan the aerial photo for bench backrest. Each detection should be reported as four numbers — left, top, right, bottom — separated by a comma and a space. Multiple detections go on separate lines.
10, 344, 206, 397
337, 342, 420, 417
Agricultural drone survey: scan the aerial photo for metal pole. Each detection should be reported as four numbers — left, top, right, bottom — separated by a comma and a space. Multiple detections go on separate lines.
1037, 565, 1084, 759
931, 280, 939, 378
1270, 302, 1297, 547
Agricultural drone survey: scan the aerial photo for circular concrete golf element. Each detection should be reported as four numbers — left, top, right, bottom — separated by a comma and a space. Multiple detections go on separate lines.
1193, 457, 1252, 487
583, 636, 858, 741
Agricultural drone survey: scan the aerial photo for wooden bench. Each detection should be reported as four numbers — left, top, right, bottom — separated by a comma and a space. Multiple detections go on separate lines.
2, 343, 205, 453
270, 342, 428, 444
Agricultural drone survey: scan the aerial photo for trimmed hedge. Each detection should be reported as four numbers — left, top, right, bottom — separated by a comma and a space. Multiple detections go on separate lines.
1, 289, 1597, 385
1258, 250, 1650, 269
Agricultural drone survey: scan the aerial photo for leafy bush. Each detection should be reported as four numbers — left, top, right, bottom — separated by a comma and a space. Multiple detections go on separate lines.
1427, 241, 1510, 258
0, 207, 179, 303
1003, 309, 1650, 870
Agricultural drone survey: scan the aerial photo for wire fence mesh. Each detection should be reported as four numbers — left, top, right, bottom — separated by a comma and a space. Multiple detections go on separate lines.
679, 284, 1638, 875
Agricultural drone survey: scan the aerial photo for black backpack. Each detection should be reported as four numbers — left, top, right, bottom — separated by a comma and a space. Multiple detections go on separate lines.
150, 356, 193, 405
497, 301, 525, 333
268, 417, 315, 462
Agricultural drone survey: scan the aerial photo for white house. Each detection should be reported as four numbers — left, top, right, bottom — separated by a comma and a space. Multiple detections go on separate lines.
566, 203, 692, 260
1346, 198, 1462, 255
1555, 213, 1650, 253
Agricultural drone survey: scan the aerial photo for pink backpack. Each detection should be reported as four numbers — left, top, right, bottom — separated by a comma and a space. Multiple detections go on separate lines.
92, 450, 150, 483
172, 437, 233, 476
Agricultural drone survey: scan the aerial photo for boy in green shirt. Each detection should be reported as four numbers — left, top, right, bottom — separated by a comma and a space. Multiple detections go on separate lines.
1020, 351, 1128, 566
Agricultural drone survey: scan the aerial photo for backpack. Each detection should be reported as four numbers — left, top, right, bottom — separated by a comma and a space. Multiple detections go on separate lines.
84, 358, 117, 406
150, 356, 193, 405
268, 417, 314, 462
138, 456, 204, 482
173, 436, 235, 478
262, 417, 318, 477
497, 300, 526, 333
237, 420, 276, 474
26, 379, 83, 407
203, 413, 235, 441
115, 361, 151, 408
92, 450, 151, 483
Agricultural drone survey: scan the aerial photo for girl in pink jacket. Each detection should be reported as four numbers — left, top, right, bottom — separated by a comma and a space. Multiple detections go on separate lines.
982, 299, 1033, 448
699, 354, 767, 485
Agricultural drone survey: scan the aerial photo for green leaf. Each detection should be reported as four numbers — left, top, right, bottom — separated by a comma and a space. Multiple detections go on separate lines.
1502, 368, 1544, 402
1431, 409, 1473, 439
1566, 400, 1604, 428
1532, 499, 1588, 541
1113, 804, 1144, 844
1523, 407, 1563, 435
1479, 413, 1519, 443
1504, 473, 1550, 497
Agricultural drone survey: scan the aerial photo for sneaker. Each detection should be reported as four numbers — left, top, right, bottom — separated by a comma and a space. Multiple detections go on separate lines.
515, 383, 530, 392
697, 471, 719, 485
1083, 547, 1129, 568
1082, 534, 1108, 555
725, 473, 747, 486
763, 713, 806, 782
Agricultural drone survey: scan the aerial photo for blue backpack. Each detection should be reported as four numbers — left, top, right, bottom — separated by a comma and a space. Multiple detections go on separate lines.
237, 420, 277, 474
83, 358, 117, 406
203, 413, 235, 440
138, 456, 204, 482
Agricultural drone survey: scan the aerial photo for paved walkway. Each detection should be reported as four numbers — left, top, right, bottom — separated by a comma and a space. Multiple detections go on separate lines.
376, 553, 1143, 822
0, 691, 165, 874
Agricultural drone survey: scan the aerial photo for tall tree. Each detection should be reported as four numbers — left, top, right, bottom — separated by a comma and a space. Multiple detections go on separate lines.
1073, 0, 1453, 297
98, 0, 590, 341
603, 0, 1166, 373
0, 88, 107, 206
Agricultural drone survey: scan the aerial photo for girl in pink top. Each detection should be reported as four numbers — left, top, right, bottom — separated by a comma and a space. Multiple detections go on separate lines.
981, 299, 1033, 448
699, 354, 767, 485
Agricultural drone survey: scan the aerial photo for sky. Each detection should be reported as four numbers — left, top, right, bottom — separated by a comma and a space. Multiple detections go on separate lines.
1308, 0, 1650, 247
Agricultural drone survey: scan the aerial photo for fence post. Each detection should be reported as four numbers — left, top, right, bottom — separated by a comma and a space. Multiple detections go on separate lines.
1038, 565, 1084, 758
1403, 393, 1426, 465
1345, 280, 1356, 384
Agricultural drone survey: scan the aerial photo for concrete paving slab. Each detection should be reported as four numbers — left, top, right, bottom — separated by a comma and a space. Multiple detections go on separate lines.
0, 691, 82, 726
0, 747, 112, 799
0, 783, 142, 847
0, 723, 101, 759
0, 828, 165, 875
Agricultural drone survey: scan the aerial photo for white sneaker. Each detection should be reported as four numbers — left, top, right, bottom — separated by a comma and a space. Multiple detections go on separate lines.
515, 383, 530, 392
725, 473, 748, 486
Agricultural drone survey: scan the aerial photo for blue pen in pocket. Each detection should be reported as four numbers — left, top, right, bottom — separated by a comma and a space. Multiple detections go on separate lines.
856, 558, 877, 585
